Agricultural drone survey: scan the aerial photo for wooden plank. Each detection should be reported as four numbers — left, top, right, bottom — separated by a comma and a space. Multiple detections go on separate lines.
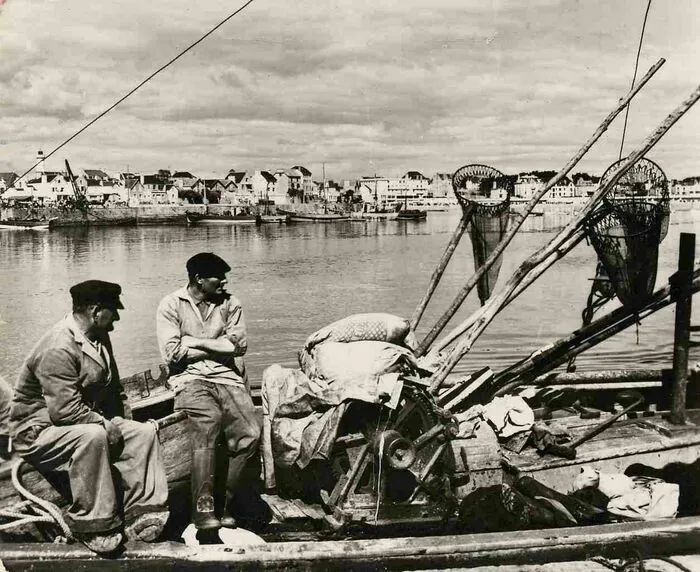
4, 517, 700, 570
289, 499, 326, 521
262, 495, 311, 521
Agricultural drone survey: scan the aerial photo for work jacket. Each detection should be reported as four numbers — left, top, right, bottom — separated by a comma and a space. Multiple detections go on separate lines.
10, 315, 130, 440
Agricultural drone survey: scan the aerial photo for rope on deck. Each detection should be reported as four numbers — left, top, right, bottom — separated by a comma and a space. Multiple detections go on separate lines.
0, 460, 73, 541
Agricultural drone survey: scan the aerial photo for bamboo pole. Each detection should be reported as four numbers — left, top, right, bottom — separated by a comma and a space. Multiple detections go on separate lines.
415, 58, 666, 357
670, 232, 696, 424
434, 228, 586, 352
531, 368, 671, 386
491, 269, 700, 397
409, 203, 474, 331
428, 82, 700, 394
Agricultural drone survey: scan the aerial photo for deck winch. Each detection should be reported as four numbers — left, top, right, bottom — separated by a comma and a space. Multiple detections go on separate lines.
316, 383, 459, 530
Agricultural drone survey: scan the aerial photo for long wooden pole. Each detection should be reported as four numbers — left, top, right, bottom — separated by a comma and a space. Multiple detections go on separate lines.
428, 82, 700, 394
409, 203, 474, 331
491, 268, 700, 398
415, 58, 666, 357
670, 232, 696, 424
434, 228, 586, 352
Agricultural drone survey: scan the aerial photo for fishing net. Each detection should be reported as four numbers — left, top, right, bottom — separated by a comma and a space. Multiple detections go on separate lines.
583, 157, 670, 314
452, 164, 513, 305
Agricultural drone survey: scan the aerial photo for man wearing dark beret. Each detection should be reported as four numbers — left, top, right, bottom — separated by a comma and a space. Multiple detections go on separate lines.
10, 280, 169, 554
157, 253, 263, 540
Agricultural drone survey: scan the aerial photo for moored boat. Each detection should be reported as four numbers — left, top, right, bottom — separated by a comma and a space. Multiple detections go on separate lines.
397, 208, 427, 220
255, 213, 291, 224
0, 219, 54, 230
278, 209, 351, 222
186, 211, 257, 224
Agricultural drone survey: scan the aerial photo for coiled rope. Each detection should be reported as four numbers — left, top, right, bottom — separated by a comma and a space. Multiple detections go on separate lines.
0, 460, 73, 541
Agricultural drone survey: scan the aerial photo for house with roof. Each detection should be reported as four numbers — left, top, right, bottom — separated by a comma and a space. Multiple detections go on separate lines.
573, 173, 600, 197
13, 171, 74, 204
171, 171, 198, 191
671, 176, 700, 199
273, 169, 302, 203
548, 176, 576, 199
136, 174, 178, 204
291, 165, 314, 201
239, 171, 278, 204
514, 173, 544, 200
356, 176, 390, 206
191, 179, 235, 204
429, 172, 453, 199
124, 179, 149, 206
323, 180, 342, 203
382, 171, 431, 206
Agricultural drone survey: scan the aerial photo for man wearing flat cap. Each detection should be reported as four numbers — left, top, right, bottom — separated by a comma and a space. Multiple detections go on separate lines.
157, 253, 263, 538
10, 280, 169, 554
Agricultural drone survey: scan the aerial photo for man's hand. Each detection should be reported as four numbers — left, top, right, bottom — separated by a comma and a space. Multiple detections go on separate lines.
103, 419, 123, 446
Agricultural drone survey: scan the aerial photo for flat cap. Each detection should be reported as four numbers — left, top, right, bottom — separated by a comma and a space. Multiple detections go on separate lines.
186, 252, 231, 278
70, 280, 124, 309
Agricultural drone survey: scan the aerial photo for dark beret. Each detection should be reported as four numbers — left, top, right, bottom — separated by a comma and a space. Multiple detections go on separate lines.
186, 252, 231, 278
70, 280, 124, 309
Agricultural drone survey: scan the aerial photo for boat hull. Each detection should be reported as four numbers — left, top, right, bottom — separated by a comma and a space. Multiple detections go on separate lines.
397, 209, 427, 220
0, 219, 53, 230
186, 213, 257, 224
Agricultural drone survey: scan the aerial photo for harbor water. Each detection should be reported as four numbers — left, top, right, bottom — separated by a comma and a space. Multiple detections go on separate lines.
2, 209, 700, 387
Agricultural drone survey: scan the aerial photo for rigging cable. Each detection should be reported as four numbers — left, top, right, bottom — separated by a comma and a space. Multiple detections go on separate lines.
13, 0, 257, 185
618, 0, 653, 160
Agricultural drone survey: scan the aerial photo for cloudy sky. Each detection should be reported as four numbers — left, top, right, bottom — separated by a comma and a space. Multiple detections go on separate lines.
0, 0, 698, 181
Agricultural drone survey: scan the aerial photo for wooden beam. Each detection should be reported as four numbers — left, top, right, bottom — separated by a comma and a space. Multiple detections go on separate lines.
670, 232, 696, 424
4, 517, 700, 570
409, 204, 473, 331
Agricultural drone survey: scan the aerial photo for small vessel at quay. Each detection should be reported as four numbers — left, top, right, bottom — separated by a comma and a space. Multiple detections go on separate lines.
186, 210, 257, 224
0, 218, 54, 230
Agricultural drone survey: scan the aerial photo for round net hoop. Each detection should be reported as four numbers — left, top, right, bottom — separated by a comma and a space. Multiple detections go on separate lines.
452, 164, 512, 305
600, 156, 670, 242
451, 163, 512, 216
600, 156, 669, 203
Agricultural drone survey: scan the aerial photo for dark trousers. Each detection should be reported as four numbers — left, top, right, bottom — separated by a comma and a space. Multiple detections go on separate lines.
175, 380, 261, 465
14, 419, 169, 534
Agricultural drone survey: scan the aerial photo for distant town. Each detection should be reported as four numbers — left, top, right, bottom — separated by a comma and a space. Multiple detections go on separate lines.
1, 151, 700, 210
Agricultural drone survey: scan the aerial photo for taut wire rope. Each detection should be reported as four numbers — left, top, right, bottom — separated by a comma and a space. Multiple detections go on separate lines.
618, 0, 653, 160
13, 0, 258, 186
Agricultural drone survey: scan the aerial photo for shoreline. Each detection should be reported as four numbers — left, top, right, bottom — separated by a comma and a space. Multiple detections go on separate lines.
2, 198, 700, 229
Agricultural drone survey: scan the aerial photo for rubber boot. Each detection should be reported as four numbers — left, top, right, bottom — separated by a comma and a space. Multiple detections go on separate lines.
191, 448, 221, 531
221, 455, 247, 528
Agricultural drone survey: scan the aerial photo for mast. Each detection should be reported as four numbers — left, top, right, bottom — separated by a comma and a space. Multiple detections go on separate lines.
323, 162, 327, 214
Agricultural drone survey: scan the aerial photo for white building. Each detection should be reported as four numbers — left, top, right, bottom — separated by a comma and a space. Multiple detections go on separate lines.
514, 174, 544, 200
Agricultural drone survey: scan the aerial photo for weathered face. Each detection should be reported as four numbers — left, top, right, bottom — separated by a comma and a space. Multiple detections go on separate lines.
94, 305, 120, 332
198, 274, 228, 299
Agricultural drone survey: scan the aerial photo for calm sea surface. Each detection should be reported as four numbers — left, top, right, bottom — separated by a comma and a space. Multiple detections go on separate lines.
2, 209, 700, 387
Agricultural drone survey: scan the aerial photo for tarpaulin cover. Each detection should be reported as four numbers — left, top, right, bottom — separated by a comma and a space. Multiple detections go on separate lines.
265, 340, 418, 470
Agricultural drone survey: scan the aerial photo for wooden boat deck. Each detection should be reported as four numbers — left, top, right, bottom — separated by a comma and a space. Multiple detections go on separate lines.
506, 410, 700, 473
